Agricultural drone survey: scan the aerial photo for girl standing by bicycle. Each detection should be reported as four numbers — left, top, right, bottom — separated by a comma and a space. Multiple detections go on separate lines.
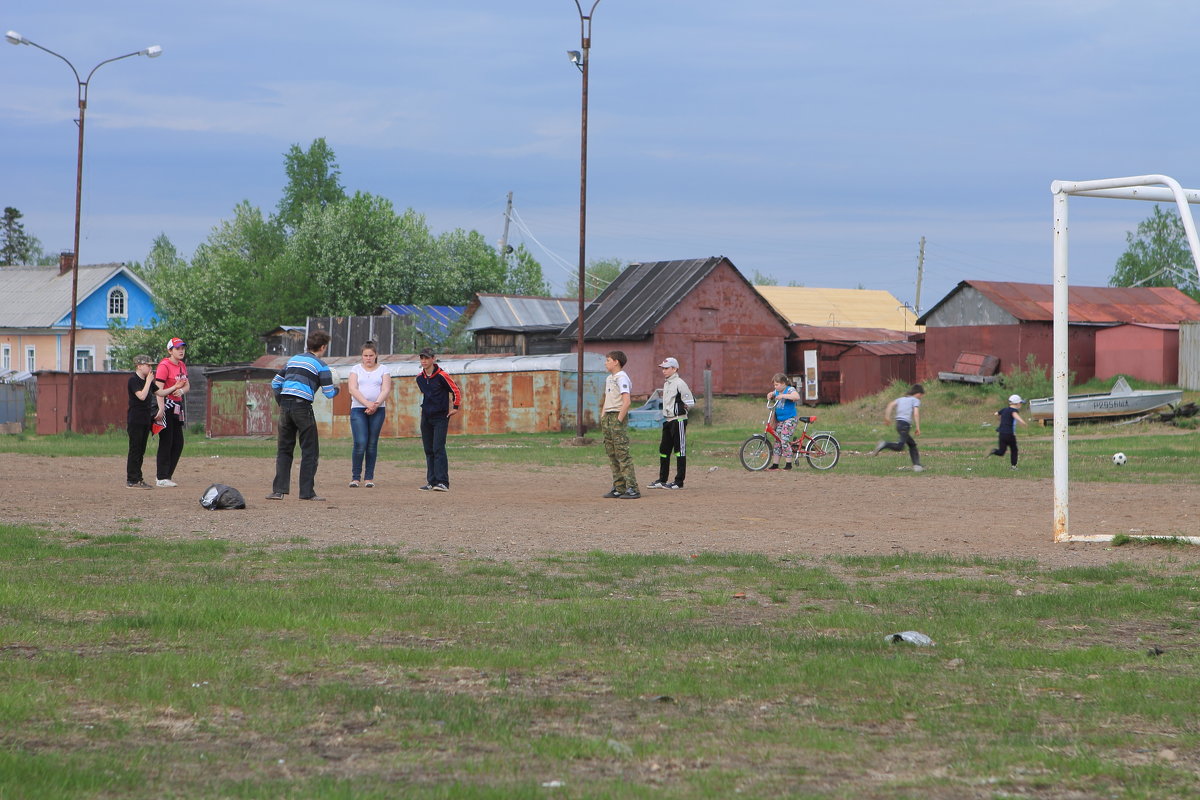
766, 373, 801, 471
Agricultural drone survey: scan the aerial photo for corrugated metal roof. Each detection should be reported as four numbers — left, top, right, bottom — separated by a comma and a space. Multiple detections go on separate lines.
918, 280, 1200, 325
0, 263, 140, 328
379, 304, 464, 334
789, 325, 912, 343
851, 341, 917, 356
466, 294, 576, 332
756, 286, 923, 331
561, 256, 792, 340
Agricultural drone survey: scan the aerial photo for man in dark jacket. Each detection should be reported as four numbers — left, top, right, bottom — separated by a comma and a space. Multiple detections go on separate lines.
416, 348, 461, 492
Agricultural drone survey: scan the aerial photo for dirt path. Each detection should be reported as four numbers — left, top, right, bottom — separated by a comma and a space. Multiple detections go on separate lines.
2, 453, 1197, 568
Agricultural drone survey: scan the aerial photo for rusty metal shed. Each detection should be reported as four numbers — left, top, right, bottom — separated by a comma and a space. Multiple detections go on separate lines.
560, 256, 794, 396
786, 326, 912, 404
1094, 323, 1180, 385
916, 280, 1200, 384
34, 371, 128, 434
205, 353, 608, 438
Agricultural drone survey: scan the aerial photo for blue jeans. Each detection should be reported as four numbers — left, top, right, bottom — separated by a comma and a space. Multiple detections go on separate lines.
350, 406, 386, 481
421, 413, 450, 487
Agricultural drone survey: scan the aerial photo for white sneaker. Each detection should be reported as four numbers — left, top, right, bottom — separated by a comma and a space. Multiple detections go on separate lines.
912, 465, 924, 473
156, 479, 177, 487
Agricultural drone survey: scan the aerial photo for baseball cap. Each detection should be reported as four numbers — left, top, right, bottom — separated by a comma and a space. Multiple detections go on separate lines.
166, 337, 186, 350
659, 357, 679, 369
1008, 394, 1023, 404
418, 347, 436, 358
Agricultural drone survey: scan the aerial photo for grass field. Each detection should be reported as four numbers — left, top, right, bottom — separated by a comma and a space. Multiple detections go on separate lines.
1, 380, 1198, 798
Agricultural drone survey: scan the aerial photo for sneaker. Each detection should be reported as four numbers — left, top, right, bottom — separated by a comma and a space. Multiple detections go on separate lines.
647, 480, 668, 489
265, 492, 284, 500
767, 464, 779, 471
783, 462, 793, 470
912, 465, 924, 472
619, 488, 641, 499
126, 480, 152, 489
1010, 465, 1018, 471
419, 484, 434, 491
870, 441, 885, 456
299, 495, 326, 501
365, 481, 375, 488
664, 482, 683, 490
432, 484, 449, 492
156, 479, 177, 488
601, 487, 623, 498
348, 480, 360, 488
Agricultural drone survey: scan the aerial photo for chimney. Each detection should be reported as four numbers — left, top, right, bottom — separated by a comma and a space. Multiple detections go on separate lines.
59, 251, 75, 275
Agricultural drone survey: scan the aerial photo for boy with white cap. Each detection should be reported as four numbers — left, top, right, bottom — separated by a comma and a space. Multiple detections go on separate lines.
648, 357, 695, 489
989, 394, 1027, 469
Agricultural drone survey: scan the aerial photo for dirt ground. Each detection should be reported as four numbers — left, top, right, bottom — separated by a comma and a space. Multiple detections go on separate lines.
3, 452, 1199, 568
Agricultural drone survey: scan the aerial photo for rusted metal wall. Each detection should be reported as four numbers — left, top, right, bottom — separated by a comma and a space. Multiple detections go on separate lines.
1095, 325, 1177, 384
0, 383, 25, 433
34, 371, 129, 434
205, 355, 607, 438
1181, 322, 1200, 390
784, 341, 850, 404
920, 323, 1098, 384
840, 347, 917, 403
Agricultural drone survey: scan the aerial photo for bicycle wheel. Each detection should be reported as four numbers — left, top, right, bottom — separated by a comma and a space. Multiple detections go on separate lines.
739, 435, 773, 471
805, 433, 841, 470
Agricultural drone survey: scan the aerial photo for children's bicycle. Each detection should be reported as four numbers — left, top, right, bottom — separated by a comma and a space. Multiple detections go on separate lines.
739, 401, 841, 471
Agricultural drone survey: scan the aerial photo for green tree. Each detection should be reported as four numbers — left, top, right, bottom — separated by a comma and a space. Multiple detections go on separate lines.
288, 193, 437, 314
276, 138, 347, 232
432, 228, 507, 304
564, 257, 626, 300
108, 234, 179, 368
1, 207, 37, 266
1110, 205, 1200, 301
503, 244, 551, 296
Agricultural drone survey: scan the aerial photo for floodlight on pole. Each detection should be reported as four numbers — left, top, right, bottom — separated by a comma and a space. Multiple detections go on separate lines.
571, 1, 601, 442
6, 31, 161, 431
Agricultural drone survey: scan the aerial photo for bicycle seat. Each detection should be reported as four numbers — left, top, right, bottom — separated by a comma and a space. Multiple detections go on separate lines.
796, 415, 816, 423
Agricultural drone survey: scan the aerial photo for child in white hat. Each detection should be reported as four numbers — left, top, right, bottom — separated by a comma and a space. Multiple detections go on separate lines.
989, 394, 1027, 469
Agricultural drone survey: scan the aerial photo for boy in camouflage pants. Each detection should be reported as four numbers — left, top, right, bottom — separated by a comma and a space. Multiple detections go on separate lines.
599, 350, 640, 499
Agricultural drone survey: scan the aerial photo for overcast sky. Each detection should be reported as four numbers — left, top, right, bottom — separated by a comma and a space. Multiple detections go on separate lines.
4, 1, 1200, 309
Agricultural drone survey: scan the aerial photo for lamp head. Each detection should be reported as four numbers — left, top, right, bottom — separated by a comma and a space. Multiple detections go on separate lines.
6, 30, 27, 45
567, 50, 581, 65
142, 45, 162, 58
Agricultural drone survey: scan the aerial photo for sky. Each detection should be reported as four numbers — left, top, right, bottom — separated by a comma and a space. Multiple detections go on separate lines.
4, 1, 1200, 311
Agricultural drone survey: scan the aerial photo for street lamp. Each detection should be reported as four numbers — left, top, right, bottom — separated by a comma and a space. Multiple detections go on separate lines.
570, 1, 600, 442
6, 31, 161, 432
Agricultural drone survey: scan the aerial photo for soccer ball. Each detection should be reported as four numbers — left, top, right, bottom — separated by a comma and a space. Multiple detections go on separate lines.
1112, 452, 1127, 466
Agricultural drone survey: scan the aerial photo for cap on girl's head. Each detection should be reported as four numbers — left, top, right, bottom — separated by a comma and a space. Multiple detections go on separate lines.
167, 337, 186, 351
1008, 394, 1023, 404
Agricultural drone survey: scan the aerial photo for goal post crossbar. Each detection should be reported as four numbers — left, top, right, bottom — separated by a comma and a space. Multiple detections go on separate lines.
1050, 175, 1200, 543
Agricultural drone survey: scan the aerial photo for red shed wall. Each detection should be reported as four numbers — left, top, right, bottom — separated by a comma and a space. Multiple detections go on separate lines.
920, 323, 1097, 384
584, 262, 789, 395
35, 372, 130, 435
840, 352, 917, 403
1095, 326, 1177, 384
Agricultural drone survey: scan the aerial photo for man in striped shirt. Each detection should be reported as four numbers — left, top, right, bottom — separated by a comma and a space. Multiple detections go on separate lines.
267, 330, 340, 501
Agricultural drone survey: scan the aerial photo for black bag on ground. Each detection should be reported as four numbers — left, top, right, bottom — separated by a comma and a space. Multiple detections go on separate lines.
200, 483, 247, 510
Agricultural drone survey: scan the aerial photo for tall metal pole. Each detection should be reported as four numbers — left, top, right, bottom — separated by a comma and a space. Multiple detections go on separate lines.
5, 32, 161, 431
573, 1, 600, 441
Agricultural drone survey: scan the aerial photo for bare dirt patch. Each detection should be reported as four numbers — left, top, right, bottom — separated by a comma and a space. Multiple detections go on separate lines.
3, 453, 1199, 569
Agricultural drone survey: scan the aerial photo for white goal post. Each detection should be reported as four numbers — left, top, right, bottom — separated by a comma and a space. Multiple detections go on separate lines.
1050, 174, 1200, 543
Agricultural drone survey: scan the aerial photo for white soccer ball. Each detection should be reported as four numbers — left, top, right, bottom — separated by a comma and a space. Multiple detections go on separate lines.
1112, 452, 1127, 466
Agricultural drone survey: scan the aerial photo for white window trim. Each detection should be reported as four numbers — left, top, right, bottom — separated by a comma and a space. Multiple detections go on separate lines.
74, 345, 95, 373
25, 346, 35, 373
1, 344, 10, 371
104, 346, 117, 372
107, 286, 128, 319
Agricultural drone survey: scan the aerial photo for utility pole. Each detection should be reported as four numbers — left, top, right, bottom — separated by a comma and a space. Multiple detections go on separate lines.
497, 191, 513, 268
914, 235, 926, 316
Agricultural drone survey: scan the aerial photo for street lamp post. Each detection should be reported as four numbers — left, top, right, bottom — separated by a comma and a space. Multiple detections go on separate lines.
570, 1, 600, 442
6, 31, 161, 432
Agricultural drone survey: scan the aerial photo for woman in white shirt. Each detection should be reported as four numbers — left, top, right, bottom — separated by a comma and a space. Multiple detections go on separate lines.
348, 340, 391, 487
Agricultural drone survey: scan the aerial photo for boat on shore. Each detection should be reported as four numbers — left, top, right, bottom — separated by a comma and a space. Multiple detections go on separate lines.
1028, 376, 1183, 422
